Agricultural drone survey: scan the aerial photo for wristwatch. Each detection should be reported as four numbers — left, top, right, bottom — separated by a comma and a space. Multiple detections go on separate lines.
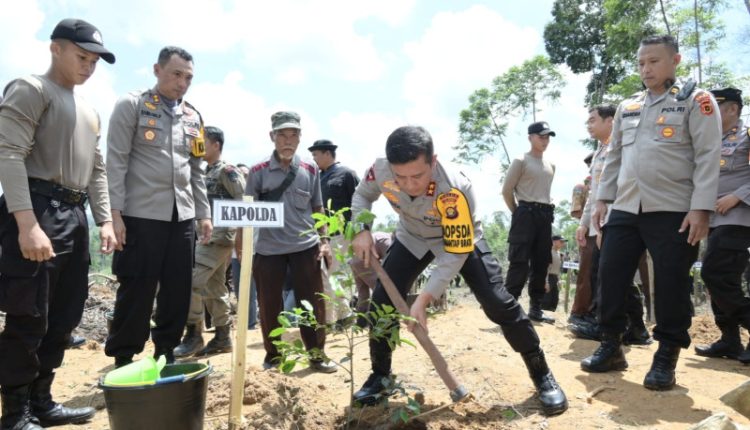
354, 223, 371, 234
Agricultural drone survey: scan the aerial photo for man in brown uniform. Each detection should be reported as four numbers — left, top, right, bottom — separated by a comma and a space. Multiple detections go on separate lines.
0, 19, 116, 429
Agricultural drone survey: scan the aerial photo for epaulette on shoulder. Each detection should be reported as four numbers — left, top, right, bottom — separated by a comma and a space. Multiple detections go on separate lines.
251, 161, 270, 173
299, 161, 316, 175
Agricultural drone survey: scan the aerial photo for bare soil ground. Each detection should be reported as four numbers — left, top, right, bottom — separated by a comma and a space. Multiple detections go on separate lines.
22, 286, 750, 429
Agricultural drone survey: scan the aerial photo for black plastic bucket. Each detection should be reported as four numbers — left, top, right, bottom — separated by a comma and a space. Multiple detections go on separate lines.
99, 362, 212, 430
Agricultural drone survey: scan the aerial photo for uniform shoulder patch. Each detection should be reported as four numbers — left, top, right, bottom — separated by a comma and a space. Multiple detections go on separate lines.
252, 161, 270, 173
299, 161, 316, 175
694, 91, 715, 116
224, 165, 241, 182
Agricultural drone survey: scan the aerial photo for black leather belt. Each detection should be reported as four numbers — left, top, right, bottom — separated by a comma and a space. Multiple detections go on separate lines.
519, 200, 554, 210
28, 178, 88, 206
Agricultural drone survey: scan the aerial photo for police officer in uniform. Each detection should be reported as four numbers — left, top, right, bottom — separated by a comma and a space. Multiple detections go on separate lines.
695, 87, 750, 363
175, 126, 245, 358
0, 18, 116, 429
244, 111, 336, 373
351, 126, 567, 415
105, 46, 212, 367
501, 121, 557, 323
581, 35, 721, 391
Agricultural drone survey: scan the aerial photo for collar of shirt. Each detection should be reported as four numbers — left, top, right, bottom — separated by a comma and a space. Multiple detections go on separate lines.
269, 151, 298, 171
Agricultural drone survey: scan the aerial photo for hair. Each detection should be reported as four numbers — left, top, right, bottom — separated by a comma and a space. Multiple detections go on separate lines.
237, 163, 248, 169
640, 34, 679, 53
328, 148, 337, 158
385, 126, 434, 165
204, 126, 224, 152
158, 46, 193, 66
588, 104, 617, 120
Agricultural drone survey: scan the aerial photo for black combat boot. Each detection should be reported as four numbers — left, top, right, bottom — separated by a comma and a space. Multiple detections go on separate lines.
1, 385, 42, 430
569, 321, 602, 341
195, 325, 232, 356
528, 302, 555, 324
30, 372, 95, 427
521, 348, 568, 415
739, 341, 750, 364
173, 324, 204, 358
643, 343, 680, 390
352, 373, 392, 407
353, 339, 393, 406
623, 319, 652, 346
694, 325, 741, 359
581, 333, 628, 372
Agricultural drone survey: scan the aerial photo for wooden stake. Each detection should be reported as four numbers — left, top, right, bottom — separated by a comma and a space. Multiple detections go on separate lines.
228, 196, 254, 430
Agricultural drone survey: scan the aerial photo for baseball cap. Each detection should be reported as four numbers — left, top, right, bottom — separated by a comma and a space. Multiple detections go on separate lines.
271, 111, 301, 130
552, 235, 567, 241
528, 121, 556, 136
710, 87, 743, 108
308, 139, 337, 152
50, 18, 115, 64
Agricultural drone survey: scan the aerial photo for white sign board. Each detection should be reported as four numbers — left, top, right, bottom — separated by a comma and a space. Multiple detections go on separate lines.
563, 261, 580, 270
213, 200, 284, 228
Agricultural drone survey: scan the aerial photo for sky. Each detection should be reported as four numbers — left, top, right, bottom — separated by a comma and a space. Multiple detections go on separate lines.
1, 0, 748, 224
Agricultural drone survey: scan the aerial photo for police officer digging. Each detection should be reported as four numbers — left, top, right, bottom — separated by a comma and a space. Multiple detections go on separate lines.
0, 19, 116, 429
351, 126, 567, 415
105, 46, 213, 368
695, 87, 750, 363
174, 126, 245, 358
501, 121, 557, 324
581, 35, 721, 391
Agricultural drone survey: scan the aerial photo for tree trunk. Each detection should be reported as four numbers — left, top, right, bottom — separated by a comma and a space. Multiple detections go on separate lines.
659, 0, 671, 34
694, 0, 702, 85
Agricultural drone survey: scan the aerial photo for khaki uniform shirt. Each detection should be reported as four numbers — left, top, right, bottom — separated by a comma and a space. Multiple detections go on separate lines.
580, 139, 610, 235
501, 152, 555, 213
352, 159, 484, 298
106, 88, 209, 222
206, 159, 246, 244
246, 152, 322, 255
0, 75, 110, 223
597, 84, 721, 213
548, 250, 562, 276
711, 120, 750, 228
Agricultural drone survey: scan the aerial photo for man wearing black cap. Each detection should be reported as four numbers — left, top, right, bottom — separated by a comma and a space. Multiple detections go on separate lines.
308, 140, 359, 221
501, 121, 557, 323
308, 139, 360, 322
695, 87, 750, 363
0, 18, 116, 429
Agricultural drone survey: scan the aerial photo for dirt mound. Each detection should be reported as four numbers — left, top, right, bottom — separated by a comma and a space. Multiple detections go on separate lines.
689, 313, 750, 346
205, 367, 338, 430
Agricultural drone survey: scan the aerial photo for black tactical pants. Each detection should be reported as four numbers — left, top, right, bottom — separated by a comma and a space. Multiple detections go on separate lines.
368, 238, 539, 376
701, 225, 750, 331
541, 274, 559, 311
105, 210, 194, 358
505, 203, 553, 307
598, 210, 696, 347
0, 194, 89, 386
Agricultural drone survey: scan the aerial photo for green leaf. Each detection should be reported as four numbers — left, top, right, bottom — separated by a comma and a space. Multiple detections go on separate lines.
280, 361, 296, 373
269, 327, 286, 338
